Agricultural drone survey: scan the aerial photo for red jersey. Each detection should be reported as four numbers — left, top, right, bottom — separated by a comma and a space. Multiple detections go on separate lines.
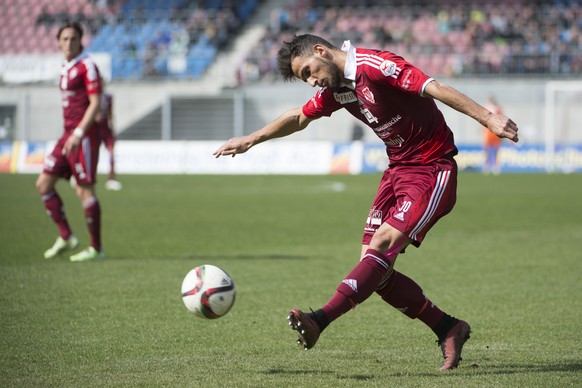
59, 53, 102, 132
302, 41, 457, 166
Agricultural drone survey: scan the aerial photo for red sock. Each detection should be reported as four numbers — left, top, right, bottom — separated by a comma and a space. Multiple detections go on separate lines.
42, 190, 72, 239
376, 270, 444, 329
83, 197, 102, 251
322, 249, 393, 322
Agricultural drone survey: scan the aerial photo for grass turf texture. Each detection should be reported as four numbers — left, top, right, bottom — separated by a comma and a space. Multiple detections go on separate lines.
1, 173, 581, 387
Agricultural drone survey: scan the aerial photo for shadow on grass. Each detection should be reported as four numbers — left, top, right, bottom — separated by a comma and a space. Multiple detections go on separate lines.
266, 368, 374, 381
461, 361, 582, 375
265, 362, 582, 380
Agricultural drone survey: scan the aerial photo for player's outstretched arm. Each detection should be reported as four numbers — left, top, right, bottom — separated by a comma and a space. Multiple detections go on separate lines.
424, 80, 519, 143
213, 107, 313, 158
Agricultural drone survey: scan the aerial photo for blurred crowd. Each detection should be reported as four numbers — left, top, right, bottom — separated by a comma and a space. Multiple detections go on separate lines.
35, 0, 244, 55
238, 0, 582, 83
35, 1, 121, 35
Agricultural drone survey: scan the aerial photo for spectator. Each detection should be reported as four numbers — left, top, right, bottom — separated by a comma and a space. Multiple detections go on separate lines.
482, 95, 504, 175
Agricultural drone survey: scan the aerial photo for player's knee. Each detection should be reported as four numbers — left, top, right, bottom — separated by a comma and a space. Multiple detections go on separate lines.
369, 223, 410, 256
35, 175, 52, 195
76, 184, 96, 201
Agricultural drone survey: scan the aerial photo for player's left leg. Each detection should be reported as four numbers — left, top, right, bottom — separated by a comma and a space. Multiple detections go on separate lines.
69, 136, 105, 262
371, 158, 470, 370
375, 268, 470, 370
70, 183, 104, 262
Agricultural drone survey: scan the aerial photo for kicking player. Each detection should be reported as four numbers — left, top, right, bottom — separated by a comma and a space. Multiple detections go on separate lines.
213, 34, 519, 370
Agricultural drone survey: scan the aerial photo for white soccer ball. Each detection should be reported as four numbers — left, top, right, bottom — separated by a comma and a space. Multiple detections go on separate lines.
181, 264, 236, 319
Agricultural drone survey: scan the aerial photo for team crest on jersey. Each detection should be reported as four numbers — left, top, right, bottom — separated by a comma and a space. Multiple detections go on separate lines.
333, 91, 358, 104
69, 67, 78, 79
379, 60, 397, 77
362, 87, 375, 104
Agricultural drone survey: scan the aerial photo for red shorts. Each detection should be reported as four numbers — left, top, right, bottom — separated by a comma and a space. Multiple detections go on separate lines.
43, 129, 101, 185
362, 156, 458, 247
98, 122, 115, 149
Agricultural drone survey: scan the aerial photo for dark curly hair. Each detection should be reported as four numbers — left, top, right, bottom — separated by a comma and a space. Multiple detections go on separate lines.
276, 34, 336, 82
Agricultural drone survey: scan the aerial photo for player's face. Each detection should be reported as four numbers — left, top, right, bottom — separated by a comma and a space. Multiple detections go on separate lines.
58, 27, 82, 62
292, 55, 343, 89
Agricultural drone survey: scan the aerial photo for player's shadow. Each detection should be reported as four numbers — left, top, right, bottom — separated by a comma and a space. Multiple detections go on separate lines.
391, 361, 582, 377
265, 362, 582, 380
265, 368, 374, 381
464, 361, 582, 375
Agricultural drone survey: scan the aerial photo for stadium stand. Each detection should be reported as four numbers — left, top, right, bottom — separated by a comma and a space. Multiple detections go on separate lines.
237, 0, 582, 83
3, 0, 579, 82
0, 0, 261, 80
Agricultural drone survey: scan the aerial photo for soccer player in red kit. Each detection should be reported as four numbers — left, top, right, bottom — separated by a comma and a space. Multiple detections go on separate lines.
36, 22, 105, 262
213, 34, 519, 370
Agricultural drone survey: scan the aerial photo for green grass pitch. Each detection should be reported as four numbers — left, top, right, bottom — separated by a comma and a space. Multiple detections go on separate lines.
1, 173, 581, 387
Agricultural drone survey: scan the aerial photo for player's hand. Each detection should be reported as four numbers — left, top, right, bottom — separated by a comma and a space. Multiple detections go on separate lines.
213, 137, 252, 158
487, 114, 519, 143
62, 134, 82, 156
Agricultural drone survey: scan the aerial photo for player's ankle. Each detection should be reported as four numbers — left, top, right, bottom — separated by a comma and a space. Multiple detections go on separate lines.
307, 308, 330, 332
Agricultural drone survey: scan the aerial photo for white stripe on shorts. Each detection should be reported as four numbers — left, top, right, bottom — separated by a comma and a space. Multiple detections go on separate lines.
82, 137, 92, 181
409, 170, 450, 241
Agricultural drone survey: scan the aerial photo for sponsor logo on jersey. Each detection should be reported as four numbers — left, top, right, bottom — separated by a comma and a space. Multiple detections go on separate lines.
394, 211, 405, 221
373, 115, 402, 137
380, 60, 397, 76
362, 87, 375, 104
333, 91, 358, 104
401, 69, 413, 90
385, 135, 405, 147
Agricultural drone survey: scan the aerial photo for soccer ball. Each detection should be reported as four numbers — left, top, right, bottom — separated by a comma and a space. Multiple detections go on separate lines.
181, 264, 236, 319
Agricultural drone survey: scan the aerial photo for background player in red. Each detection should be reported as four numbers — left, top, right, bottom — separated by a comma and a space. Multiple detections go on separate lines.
36, 22, 105, 262
96, 78, 123, 191
214, 34, 519, 371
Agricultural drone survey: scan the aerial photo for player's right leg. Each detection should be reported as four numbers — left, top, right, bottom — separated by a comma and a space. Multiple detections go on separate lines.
288, 170, 403, 350
36, 172, 77, 258
288, 224, 408, 350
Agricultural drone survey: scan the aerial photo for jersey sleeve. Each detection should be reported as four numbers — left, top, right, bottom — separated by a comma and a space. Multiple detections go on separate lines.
82, 59, 102, 95
369, 52, 432, 96
301, 87, 343, 119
